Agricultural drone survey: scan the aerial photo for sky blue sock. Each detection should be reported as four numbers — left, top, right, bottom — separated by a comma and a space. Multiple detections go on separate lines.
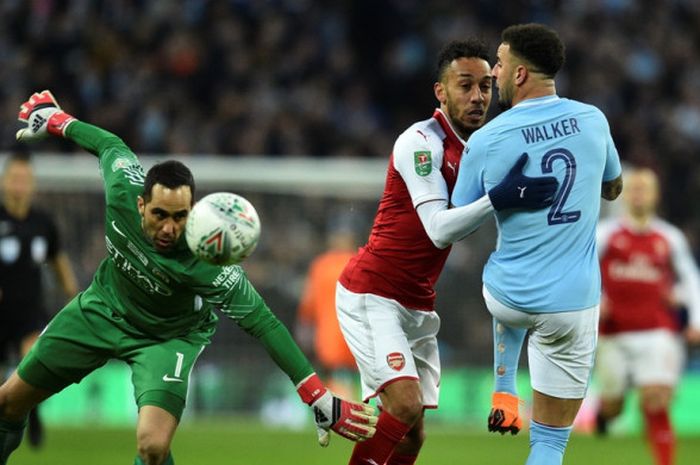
493, 318, 527, 395
526, 420, 572, 465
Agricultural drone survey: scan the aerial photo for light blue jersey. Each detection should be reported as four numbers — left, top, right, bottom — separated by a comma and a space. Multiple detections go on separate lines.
452, 95, 622, 312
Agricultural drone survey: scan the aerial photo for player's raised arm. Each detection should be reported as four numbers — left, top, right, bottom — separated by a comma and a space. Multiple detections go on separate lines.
16, 90, 147, 209
16, 90, 75, 142
16, 90, 133, 159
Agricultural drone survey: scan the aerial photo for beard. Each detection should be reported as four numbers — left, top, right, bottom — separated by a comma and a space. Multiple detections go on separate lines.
446, 98, 480, 140
446, 101, 467, 137
497, 98, 512, 111
496, 82, 513, 111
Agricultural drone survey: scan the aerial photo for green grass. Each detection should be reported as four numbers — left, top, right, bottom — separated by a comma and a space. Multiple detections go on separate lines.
9, 420, 700, 465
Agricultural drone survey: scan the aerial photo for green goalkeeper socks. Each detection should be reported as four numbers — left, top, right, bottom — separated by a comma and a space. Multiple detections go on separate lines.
134, 452, 174, 465
0, 417, 27, 465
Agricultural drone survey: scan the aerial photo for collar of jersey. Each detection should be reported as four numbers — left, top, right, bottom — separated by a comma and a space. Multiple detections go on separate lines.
513, 95, 560, 109
621, 215, 657, 234
434, 108, 467, 146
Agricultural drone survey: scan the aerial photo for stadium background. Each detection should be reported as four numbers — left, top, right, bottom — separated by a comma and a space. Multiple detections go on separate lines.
1, 0, 700, 463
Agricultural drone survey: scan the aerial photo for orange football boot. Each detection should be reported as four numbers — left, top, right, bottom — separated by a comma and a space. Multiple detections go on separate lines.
488, 392, 523, 435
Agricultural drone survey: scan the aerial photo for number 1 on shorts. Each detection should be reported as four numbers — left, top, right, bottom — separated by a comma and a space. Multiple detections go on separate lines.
162, 351, 185, 383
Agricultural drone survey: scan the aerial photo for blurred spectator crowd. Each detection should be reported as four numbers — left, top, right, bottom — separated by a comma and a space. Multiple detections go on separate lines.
1, 0, 700, 237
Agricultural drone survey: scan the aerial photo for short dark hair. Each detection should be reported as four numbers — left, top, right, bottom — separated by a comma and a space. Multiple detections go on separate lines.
436, 38, 490, 82
501, 23, 565, 78
3, 146, 32, 173
142, 160, 195, 204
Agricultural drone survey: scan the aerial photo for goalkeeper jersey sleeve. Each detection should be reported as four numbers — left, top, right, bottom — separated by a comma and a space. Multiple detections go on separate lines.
186, 264, 315, 385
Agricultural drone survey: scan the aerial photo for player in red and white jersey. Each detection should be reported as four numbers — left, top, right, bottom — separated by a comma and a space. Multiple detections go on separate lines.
336, 39, 559, 465
339, 105, 473, 313
595, 167, 700, 465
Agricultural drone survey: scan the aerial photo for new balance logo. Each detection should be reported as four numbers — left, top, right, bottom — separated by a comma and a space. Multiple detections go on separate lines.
517, 186, 527, 198
31, 114, 46, 133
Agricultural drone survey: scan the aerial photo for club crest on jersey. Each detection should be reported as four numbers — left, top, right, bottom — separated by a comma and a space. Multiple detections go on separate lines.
111, 157, 134, 172
414, 151, 432, 176
386, 352, 406, 371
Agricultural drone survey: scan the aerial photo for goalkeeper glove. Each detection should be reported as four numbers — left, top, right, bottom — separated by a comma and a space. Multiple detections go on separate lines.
488, 153, 559, 211
16, 90, 76, 142
296, 373, 377, 447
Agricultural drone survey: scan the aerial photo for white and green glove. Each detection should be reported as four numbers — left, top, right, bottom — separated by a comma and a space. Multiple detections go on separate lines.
16, 90, 77, 142
296, 373, 377, 447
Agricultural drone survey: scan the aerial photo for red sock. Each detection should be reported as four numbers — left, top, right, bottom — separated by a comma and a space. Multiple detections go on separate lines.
348, 411, 412, 465
386, 453, 418, 465
644, 408, 675, 465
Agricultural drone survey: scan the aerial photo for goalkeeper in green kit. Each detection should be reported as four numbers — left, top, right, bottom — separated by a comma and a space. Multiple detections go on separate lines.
0, 91, 377, 465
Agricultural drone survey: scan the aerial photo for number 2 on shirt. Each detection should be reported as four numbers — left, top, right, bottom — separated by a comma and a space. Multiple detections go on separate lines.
540, 148, 580, 225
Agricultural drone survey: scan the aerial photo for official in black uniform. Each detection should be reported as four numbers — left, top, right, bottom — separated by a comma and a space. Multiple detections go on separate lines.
0, 149, 78, 447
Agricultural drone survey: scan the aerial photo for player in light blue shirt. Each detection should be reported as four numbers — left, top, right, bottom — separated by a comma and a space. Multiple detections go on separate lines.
453, 97, 621, 312
452, 24, 622, 465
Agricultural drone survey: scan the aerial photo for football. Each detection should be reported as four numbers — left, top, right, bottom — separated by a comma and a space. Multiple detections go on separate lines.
185, 192, 261, 265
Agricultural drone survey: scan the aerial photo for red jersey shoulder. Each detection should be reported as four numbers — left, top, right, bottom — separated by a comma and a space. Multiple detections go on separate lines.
395, 116, 446, 154
393, 111, 464, 190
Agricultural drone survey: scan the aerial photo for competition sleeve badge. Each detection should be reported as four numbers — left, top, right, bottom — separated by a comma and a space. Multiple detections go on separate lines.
414, 151, 432, 176
111, 157, 134, 171
386, 352, 406, 371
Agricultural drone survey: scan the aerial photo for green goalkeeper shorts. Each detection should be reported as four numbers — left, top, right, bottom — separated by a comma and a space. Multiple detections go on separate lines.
17, 292, 215, 421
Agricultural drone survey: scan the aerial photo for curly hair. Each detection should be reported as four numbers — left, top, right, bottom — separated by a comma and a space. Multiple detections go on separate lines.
502, 23, 565, 78
436, 38, 490, 82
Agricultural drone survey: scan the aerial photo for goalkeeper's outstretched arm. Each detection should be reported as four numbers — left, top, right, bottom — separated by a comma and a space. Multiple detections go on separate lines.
16, 90, 133, 158
229, 295, 377, 447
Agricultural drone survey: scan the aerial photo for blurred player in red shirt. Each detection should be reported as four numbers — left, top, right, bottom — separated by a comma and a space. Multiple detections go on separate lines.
596, 167, 700, 465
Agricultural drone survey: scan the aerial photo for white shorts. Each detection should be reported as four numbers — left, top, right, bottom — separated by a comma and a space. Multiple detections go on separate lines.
335, 283, 441, 407
483, 286, 599, 399
596, 329, 684, 399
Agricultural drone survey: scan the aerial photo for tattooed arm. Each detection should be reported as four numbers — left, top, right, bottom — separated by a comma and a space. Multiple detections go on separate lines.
602, 175, 623, 201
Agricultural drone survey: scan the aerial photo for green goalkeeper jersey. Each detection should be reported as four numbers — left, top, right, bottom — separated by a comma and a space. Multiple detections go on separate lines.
67, 121, 313, 384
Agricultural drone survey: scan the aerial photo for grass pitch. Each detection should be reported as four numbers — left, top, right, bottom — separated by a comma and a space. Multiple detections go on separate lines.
9, 420, 700, 465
